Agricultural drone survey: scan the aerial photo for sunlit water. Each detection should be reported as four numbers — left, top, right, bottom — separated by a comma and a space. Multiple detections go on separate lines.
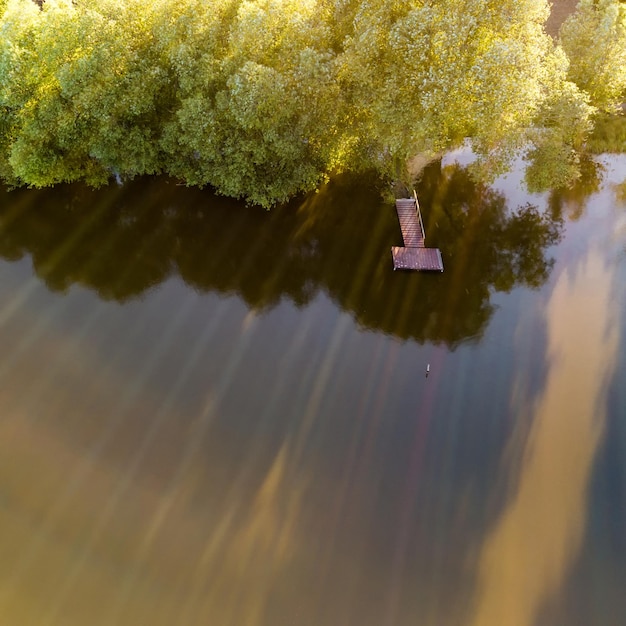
0, 155, 624, 626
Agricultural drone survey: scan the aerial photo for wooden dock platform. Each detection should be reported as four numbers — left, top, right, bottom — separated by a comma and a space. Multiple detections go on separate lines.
392, 192, 443, 272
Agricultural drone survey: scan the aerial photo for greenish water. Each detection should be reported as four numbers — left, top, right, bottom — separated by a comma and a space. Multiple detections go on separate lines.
0, 154, 624, 626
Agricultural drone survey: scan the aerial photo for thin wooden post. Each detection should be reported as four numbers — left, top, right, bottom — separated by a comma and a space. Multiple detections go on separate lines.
413, 189, 426, 245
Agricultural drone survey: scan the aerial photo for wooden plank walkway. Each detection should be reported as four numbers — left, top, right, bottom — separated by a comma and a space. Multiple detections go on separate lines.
395, 197, 425, 248
391, 192, 443, 272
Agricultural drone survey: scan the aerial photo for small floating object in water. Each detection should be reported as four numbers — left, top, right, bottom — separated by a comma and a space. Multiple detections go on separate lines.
426, 363, 430, 377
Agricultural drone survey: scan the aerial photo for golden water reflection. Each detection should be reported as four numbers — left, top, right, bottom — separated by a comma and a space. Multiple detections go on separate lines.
470, 248, 620, 626
0, 308, 304, 626
0, 414, 302, 625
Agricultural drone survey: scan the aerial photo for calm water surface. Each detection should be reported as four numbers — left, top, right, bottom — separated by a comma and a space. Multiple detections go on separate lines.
0, 154, 624, 626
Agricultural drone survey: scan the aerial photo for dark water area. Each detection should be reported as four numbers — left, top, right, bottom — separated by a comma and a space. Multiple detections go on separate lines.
0, 153, 624, 626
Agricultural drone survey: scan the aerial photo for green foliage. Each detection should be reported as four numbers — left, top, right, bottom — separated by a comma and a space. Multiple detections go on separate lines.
161, 0, 347, 206
587, 111, 626, 152
559, 0, 626, 112
342, 0, 558, 172
524, 81, 595, 192
0, 0, 619, 205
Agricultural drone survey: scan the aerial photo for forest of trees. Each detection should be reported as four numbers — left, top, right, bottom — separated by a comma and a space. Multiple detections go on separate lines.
1, 0, 625, 206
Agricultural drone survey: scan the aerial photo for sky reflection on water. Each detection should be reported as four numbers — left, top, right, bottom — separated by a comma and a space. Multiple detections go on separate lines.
0, 156, 624, 625
470, 248, 620, 626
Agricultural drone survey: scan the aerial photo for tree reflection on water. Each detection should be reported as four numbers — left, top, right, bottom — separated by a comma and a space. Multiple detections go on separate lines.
0, 160, 562, 347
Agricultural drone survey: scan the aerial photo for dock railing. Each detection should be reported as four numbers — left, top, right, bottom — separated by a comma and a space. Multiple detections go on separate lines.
413, 189, 425, 245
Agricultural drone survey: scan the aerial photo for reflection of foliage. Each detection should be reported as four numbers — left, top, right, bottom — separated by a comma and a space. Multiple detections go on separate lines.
587, 112, 626, 153
614, 179, 626, 206
420, 163, 563, 292
0, 163, 562, 347
524, 142, 583, 195
545, 156, 604, 221
524, 82, 596, 193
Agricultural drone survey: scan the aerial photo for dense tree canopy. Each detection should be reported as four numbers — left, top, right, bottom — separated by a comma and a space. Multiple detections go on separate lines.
559, 0, 626, 113
0, 0, 625, 205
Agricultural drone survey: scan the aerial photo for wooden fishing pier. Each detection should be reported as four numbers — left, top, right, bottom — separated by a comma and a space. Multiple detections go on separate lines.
391, 191, 444, 272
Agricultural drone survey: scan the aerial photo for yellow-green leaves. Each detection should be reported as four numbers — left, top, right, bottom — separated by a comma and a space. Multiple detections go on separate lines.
342, 0, 563, 178
160, 0, 346, 206
560, 0, 626, 112
0, 0, 620, 204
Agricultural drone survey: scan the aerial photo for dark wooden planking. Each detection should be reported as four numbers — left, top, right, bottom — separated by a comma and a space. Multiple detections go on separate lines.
391, 246, 444, 272
391, 196, 444, 272
395, 199, 425, 247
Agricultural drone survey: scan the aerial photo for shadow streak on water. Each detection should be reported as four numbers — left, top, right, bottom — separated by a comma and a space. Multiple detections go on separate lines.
0, 161, 562, 348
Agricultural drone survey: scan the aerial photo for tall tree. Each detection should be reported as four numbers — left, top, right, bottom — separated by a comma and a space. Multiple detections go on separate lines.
161, 0, 347, 206
341, 0, 571, 179
0, 0, 177, 186
559, 0, 626, 112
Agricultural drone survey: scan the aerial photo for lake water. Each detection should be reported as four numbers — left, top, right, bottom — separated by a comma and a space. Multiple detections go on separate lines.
0, 154, 624, 626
